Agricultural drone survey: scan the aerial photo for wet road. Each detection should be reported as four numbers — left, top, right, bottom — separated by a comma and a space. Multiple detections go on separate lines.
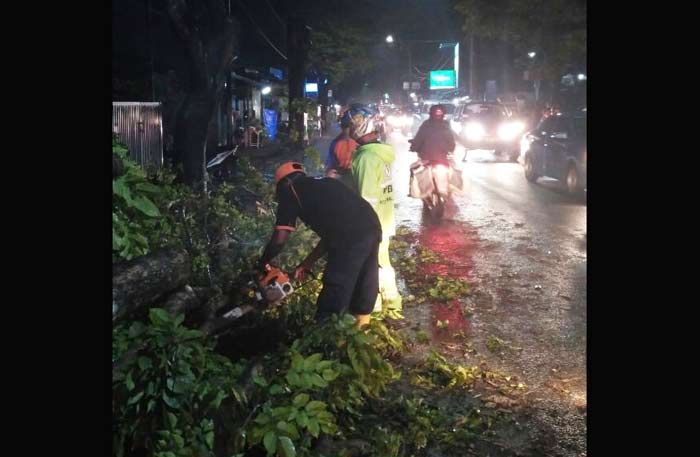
387, 130, 587, 455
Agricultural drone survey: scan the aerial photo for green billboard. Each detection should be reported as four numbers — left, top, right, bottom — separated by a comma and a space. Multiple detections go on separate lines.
429, 70, 456, 90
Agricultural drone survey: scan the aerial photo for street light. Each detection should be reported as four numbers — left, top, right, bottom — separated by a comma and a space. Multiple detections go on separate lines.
386, 34, 394, 44
261, 86, 272, 95
528, 51, 536, 59
577, 73, 587, 81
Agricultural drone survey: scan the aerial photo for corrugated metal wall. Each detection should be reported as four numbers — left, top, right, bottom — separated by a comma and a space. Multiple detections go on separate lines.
112, 102, 163, 169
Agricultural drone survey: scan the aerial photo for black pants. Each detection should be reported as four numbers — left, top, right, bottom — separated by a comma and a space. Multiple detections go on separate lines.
316, 232, 381, 319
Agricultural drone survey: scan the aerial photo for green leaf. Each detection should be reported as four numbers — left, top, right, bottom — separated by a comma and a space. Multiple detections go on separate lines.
149, 308, 170, 326
307, 417, 320, 438
286, 371, 301, 387
291, 353, 304, 370
125, 371, 135, 391
277, 436, 297, 457
305, 400, 326, 414
210, 390, 227, 409
316, 360, 333, 370
254, 413, 271, 425
276, 421, 299, 440
166, 412, 178, 428
173, 313, 185, 327
295, 411, 309, 429
310, 373, 328, 388
292, 393, 310, 408
162, 392, 180, 408
172, 434, 185, 448
253, 373, 268, 387
113, 178, 132, 203
269, 384, 285, 395
205, 431, 215, 449
127, 391, 144, 406
303, 353, 323, 371
322, 369, 339, 382
134, 181, 161, 194
132, 196, 161, 217
263, 431, 278, 456
137, 356, 152, 371
347, 345, 364, 378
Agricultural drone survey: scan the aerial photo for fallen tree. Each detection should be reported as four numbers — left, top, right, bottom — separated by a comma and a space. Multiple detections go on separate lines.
112, 247, 192, 322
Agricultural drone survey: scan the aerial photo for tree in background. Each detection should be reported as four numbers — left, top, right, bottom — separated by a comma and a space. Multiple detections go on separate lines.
453, 0, 586, 101
164, 0, 240, 187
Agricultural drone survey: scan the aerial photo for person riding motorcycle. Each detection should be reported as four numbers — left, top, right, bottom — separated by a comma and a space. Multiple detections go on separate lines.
341, 104, 402, 315
258, 162, 382, 328
409, 104, 456, 162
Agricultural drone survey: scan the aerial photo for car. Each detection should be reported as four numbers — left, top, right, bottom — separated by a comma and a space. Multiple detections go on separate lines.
450, 101, 524, 162
384, 108, 414, 136
520, 112, 586, 195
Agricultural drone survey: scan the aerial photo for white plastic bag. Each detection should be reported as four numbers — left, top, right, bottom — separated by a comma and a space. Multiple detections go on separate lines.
409, 161, 434, 198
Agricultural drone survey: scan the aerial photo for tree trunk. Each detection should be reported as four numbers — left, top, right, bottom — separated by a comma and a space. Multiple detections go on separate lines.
175, 89, 216, 187
113, 248, 192, 322
162, 285, 213, 316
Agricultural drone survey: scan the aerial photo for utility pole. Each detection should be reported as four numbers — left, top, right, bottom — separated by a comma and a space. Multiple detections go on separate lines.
469, 34, 477, 98
287, 16, 309, 145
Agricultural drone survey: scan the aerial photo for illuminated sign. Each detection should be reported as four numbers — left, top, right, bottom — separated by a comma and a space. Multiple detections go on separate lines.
429, 70, 456, 90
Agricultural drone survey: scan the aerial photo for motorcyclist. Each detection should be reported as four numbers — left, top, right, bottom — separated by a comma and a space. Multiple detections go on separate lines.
258, 161, 382, 327
341, 104, 402, 315
409, 104, 456, 163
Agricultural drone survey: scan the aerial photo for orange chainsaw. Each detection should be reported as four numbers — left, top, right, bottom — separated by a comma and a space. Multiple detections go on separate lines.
214, 264, 295, 324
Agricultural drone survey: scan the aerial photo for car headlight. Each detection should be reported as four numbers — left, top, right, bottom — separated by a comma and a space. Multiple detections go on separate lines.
498, 121, 525, 141
464, 122, 485, 140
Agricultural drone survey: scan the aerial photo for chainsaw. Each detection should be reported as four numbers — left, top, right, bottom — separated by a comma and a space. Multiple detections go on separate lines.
208, 264, 297, 334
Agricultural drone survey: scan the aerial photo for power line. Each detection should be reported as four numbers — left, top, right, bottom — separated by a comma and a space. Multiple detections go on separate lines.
236, 0, 287, 61
263, 0, 285, 27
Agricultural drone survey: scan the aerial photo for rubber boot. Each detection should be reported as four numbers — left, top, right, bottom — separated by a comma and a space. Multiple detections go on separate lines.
354, 314, 371, 329
378, 239, 402, 313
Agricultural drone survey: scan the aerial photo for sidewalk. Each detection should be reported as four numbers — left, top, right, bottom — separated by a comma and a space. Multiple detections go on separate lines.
239, 126, 340, 178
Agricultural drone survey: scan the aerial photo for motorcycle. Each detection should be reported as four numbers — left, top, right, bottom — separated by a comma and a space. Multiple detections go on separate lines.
408, 140, 461, 220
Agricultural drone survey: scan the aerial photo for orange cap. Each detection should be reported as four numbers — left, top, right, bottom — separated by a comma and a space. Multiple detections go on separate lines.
274, 161, 306, 185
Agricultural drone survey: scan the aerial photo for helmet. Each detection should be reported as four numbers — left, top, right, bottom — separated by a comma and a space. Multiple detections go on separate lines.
429, 104, 446, 120
341, 103, 376, 140
274, 161, 305, 185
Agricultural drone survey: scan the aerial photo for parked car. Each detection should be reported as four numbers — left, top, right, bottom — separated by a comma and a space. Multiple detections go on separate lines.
521, 113, 586, 195
450, 101, 523, 162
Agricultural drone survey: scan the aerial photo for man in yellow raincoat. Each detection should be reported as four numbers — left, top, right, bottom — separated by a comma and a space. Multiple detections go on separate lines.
342, 104, 402, 315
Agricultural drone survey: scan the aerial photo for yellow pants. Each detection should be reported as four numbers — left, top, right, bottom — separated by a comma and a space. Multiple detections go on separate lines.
374, 236, 402, 312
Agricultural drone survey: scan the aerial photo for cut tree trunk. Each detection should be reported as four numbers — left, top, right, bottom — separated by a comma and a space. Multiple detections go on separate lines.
113, 248, 192, 322
162, 285, 214, 316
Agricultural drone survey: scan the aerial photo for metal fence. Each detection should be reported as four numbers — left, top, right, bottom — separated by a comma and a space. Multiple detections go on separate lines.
112, 102, 163, 169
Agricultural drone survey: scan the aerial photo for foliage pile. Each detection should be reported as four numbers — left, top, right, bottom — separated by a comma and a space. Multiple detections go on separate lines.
113, 141, 499, 457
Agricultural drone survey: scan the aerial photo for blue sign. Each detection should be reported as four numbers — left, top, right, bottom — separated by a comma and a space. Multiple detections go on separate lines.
263, 109, 278, 141
270, 67, 284, 80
